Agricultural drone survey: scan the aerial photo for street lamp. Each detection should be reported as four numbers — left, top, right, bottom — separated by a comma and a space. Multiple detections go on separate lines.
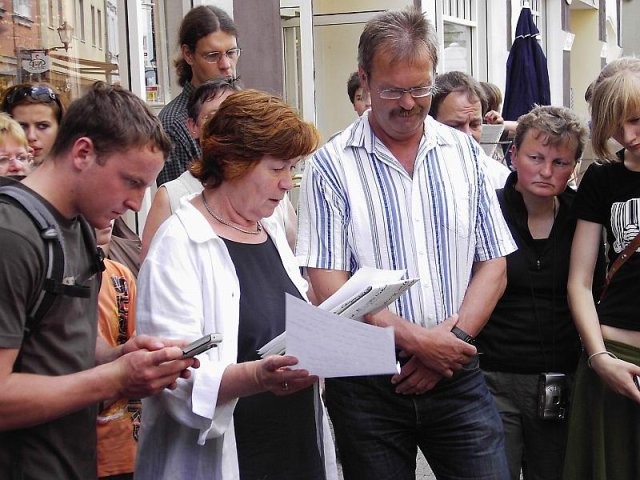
51, 21, 74, 52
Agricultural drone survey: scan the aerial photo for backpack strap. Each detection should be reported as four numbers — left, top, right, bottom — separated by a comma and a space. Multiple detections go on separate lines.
0, 182, 104, 477
0, 185, 104, 339
0, 184, 66, 337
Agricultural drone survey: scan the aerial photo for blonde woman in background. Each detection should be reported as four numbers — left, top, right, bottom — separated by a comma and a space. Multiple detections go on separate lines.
0, 113, 31, 177
564, 57, 640, 480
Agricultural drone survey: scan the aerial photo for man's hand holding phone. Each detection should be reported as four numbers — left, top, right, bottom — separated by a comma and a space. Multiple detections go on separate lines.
181, 333, 223, 358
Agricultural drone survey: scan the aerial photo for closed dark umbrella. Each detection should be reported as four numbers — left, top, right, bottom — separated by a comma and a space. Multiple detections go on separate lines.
502, 5, 551, 122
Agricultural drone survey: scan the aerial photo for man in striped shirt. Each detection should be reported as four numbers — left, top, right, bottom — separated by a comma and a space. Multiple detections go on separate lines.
297, 8, 515, 480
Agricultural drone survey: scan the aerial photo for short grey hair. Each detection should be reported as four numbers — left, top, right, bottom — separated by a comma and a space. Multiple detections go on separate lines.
358, 7, 438, 78
514, 105, 587, 161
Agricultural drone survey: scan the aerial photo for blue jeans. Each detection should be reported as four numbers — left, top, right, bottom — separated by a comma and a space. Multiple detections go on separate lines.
325, 357, 509, 480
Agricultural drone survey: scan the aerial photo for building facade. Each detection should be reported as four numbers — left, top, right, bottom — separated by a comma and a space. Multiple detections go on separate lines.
0, 0, 629, 228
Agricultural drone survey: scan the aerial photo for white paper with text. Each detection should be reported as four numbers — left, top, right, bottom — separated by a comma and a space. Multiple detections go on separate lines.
285, 294, 397, 378
257, 267, 416, 357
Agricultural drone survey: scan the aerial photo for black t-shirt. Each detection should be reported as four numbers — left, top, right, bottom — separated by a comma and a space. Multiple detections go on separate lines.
222, 236, 324, 480
574, 159, 640, 330
0, 179, 99, 479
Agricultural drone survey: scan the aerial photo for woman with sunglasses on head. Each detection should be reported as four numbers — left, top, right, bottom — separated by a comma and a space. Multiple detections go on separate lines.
0, 113, 32, 177
1, 83, 66, 168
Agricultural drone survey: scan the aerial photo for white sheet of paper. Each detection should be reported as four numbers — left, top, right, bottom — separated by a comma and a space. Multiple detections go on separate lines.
337, 278, 418, 321
319, 266, 406, 313
285, 294, 398, 378
480, 124, 505, 157
258, 267, 415, 358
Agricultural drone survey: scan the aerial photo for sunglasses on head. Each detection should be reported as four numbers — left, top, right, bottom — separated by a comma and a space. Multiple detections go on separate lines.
2, 85, 60, 111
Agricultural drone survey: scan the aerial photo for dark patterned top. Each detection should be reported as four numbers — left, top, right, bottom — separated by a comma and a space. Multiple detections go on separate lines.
157, 82, 200, 186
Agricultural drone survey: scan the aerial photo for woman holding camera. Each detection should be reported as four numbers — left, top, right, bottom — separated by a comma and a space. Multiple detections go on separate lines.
475, 106, 604, 480
135, 89, 337, 480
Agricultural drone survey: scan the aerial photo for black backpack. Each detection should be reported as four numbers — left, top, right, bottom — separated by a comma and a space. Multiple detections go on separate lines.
0, 181, 104, 340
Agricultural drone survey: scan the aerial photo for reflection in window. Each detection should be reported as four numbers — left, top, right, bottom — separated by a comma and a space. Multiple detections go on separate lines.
442, 0, 474, 20
78, 0, 85, 41
91, 5, 96, 47
142, 2, 161, 105
530, 0, 546, 49
530, 0, 542, 22
13, 0, 33, 20
97, 9, 102, 49
281, 8, 303, 117
443, 22, 472, 74
48, 0, 60, 28
441, 0, 476, 75
0, 0, 121, 103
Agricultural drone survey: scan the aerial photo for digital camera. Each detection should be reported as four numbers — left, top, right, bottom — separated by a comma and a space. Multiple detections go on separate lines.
537, 372, 567, 421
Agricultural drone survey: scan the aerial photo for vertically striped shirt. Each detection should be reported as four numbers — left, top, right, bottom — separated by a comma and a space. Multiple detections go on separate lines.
297, 114, 516, 328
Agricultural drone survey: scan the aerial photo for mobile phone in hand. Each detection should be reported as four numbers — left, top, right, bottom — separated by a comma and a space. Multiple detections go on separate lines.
634, 375, 640, 391
181, 333, 223, 358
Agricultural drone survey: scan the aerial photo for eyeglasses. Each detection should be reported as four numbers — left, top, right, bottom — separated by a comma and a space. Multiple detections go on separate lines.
200, 109, 219, 125
378, 85, 437, 100
0, 153, 33, 167
2, 85, 61, 110
199, 48, 242, 64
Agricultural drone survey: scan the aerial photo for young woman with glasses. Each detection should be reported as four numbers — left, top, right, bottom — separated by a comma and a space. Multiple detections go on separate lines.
1, 83, 66, 168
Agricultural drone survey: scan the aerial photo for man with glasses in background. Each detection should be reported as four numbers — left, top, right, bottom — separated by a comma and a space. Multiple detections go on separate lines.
297, 8, 515, 480
156, 5, 240, 185
429, 71, 510, 189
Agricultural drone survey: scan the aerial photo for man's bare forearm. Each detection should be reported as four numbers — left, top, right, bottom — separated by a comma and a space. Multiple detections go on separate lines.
456, 257, 507, 336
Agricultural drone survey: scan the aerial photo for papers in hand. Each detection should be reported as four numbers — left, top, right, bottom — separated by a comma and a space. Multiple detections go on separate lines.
318, 266, 417, 320
480, 124, 505, 157
284, 294, 398, 377
258, 267, 418, 358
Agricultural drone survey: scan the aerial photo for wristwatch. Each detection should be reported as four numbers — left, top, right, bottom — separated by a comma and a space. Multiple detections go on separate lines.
451, 326, 475, 344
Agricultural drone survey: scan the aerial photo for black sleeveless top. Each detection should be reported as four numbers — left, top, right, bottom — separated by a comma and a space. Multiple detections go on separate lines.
222, 235, 325, 480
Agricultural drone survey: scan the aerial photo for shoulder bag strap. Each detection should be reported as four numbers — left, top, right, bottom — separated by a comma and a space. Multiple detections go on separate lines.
599, 231, 640, 302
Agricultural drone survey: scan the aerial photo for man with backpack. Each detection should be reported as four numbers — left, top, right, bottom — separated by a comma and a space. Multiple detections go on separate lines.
0, 82, 197, 479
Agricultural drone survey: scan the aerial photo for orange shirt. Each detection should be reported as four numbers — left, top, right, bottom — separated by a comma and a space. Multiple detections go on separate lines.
96, 259, 139, 478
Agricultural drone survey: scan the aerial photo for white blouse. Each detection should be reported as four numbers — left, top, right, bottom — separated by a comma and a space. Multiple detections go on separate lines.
135, 198, 337, 480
